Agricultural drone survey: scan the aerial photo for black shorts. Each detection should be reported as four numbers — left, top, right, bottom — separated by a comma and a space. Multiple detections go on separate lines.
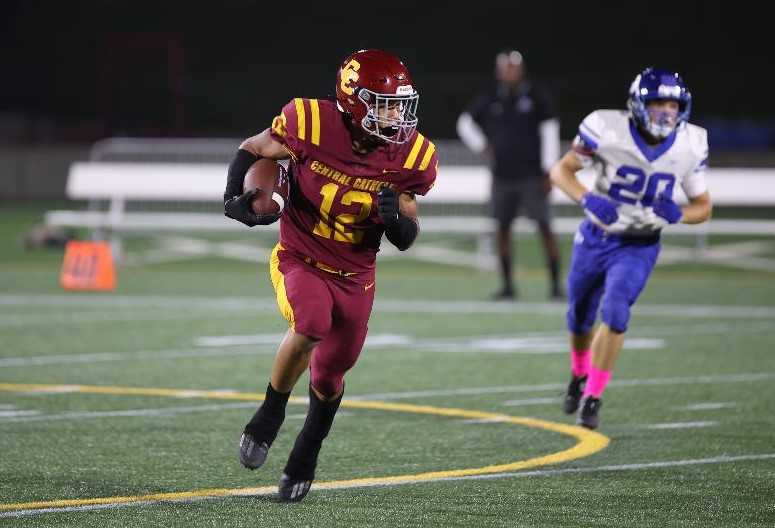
491, 179, 552, 226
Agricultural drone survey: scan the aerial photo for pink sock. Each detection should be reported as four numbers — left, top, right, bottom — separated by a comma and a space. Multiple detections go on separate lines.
570, 348, 591, 378
583, 366, 612, 398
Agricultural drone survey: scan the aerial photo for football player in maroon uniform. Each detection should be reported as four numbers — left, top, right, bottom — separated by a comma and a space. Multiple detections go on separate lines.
223, 49, 437, 502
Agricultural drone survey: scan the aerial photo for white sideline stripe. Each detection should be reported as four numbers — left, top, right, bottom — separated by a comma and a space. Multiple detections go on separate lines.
2, 453, 774, 518
645, 421, 718, 430
196, 333, 414, 348
3, 317, 762, 368
501, 397, 563, 407
0, 407, 348, 424
673, 402, 736, 411
195, 333, 663, 355
0, 334, 662, 368
3, 294, 775, 319
0, 402, 257, 423
349, 372, 775, 401
0, 347, 276, 368
460, 417, 511, 424
0, 310, 246, 327
0, 410, 40, 418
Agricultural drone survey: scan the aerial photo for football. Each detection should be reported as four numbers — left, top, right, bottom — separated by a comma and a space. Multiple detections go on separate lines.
243, 158, 289, 217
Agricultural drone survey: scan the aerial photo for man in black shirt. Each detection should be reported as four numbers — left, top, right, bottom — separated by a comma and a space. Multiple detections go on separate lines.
457, 50, 563, 300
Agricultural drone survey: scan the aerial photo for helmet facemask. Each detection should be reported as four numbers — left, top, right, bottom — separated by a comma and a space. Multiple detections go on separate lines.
357, 87, 419, 144
628, 70, 692, 140
644, 101, 680, 139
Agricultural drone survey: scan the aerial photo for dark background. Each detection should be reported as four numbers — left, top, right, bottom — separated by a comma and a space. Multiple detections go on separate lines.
1, 1, 772, 146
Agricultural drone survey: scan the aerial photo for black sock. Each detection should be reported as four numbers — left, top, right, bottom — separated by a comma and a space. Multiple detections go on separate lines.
244, 382, 290, 445
549, 257, 561, 291
283, 385, 343, 480
499, 254, 513, 292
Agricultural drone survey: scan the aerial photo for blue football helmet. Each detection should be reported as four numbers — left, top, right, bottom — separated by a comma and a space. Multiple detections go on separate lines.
628, 67, 692, 139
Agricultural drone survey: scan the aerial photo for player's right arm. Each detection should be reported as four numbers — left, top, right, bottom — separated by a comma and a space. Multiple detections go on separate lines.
551, 150, 618, 226
223, 131, 289, 227
549, 150, 587, 203
552, 148, 624, 223
550, 113, 619, 226
224, 100, 306, 225
239, 129, 290, 160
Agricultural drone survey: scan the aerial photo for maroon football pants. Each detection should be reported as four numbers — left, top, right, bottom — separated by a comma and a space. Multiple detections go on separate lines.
269, 244, 375, 397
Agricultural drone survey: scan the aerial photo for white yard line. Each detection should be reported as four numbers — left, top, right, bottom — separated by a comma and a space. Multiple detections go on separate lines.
459, 417, 511, 424
645, 421, 719, 430
0, 402, 256, 422
0, 310, 247, 327
349, 372, 775, 401
673, 402, 736, 411
0, 347, 276, 368
501, 397, 563, 407
0, 334, 664, 368
0, 410, 40, 418
196, 333, 664, 355
2, 452, 773, 518
0, 405, 348, 424
3, 294, 775, 319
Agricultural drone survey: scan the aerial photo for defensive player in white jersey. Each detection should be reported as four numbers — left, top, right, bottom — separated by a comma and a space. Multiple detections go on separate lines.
550, 67, 713, 429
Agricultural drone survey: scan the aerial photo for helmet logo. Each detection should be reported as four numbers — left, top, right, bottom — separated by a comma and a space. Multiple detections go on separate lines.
657, 85, 681, 98
339, 59, 361, 96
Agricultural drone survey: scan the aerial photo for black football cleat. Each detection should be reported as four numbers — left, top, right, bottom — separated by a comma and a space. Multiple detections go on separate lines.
238, 432, 270, 470
550, 285, 565, 301
563, 375, 587, 414
278, 472, 313, 502
238, 384, 290, 470
576, 395, 602, 430
492, 287, 516, 301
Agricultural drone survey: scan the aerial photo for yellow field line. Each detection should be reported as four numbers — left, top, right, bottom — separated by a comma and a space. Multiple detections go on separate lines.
0, 382, 609, 513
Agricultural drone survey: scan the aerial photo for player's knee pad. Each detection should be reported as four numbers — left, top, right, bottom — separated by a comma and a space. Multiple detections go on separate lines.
566, 305, 597, 334
310, 369, 344, 400
601, 295, 631, 333
565, 308, 595, 334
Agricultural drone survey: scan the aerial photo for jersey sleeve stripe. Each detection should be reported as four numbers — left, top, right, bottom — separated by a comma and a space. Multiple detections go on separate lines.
271, 111, 288, 138
579, 123, 600, 139
418, 141, 436, 171
294, 98, 306, 141
309, 99, 321, 146
403, 133, 425, 169
577, 129, 599, 151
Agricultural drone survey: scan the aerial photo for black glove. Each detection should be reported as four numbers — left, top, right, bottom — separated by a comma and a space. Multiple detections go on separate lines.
224, 190, 280, 227
377, 188, 400, 226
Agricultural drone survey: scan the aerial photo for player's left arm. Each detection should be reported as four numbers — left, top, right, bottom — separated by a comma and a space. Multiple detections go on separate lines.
680, 191, 712, 224
380, 139, 437, 250
675, 141, 713, 224
377, 189, 419, 251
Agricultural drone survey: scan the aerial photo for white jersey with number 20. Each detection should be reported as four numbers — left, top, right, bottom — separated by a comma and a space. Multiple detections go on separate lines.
572, 109, 708, 235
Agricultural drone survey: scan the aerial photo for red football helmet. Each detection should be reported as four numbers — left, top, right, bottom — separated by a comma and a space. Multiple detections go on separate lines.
335, 49, 419, 144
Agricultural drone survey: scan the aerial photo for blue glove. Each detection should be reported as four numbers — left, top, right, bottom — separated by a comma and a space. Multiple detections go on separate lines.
581, 193, 619, 225
652, 194, 683, 224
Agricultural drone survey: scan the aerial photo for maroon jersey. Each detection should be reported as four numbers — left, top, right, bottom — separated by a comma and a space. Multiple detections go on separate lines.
269, 98, 437, 283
